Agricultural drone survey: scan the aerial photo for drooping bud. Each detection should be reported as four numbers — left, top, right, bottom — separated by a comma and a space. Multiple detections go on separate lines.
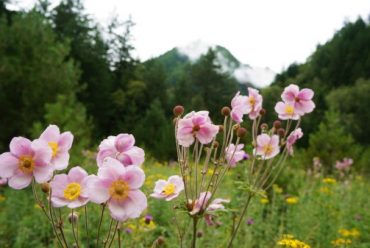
41, 183, 50, 194
68, 212, 79, 224
237, 127, 247, 138
260, 123, 268, 130
173, 105, 184, 117
156, 236, 165, 245
221, 106, 231, 116
259, 108, 266, 115
277, 128, 285, 137
197, 231, 203, 238
213, 141, 219, 148
218, 125, 224, 132
273, 120, 281, 129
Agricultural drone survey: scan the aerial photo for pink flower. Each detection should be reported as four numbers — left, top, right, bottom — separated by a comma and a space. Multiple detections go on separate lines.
225, 144, 246, 167
0, 137, 53, 189
190, 191, 212, 215
274, 101, 300, 120
97, 134, 145, 167
286, 128, 303, 155
335, 158, 353, 171
50, 166, 90, 208
176, 111, 219, 147
150, 175, 184, 201
204, 198, 230, 226
0, 177, 7, 186
254, 134, 280, 160
39, 125, 74, 170
88, 157, 147, 221
231, 92, 249, 123
281, 84, 315, 115
246, 87, 263, 120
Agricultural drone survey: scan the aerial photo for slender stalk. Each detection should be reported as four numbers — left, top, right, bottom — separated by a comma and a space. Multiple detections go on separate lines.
71, 209, 79, 248
118, 227, 121, 248
84, 205, 89, 248
104, 218, 115, 247
31, 180, 52, 222
57, 208, 69, 247
107, 221, 119, 248
227, 194, 253, 248
96, 204, 106, 247
46, 187, 66, 248
191, 217, 198, 248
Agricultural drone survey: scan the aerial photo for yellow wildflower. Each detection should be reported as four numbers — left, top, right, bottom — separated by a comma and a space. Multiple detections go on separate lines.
323, 178, 337, 184
260, 198, 269, 204
286, 196, 299, 205
277, 234, 311, 248
339, 228, 360, 238
331, 238, 352, 246
0, 195, 6, 202
273, 184, 283, 194
319, 186, 331, 194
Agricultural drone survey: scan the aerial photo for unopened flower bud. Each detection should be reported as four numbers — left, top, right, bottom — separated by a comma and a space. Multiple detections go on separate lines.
145, 214, 153, 224
218, 125, 224, 132
260, 108, 266, 115
173, 105, 184, 117
277, 128, 285, 137
260, 123, 268, 130
197, 231, 203, 238
68, 212, 79, 224
157, 236, 165, 245
237, 127, 247, 138
273, 120, 281, 129
41, 183, 50, 194
213, 141, 219, 148
221, 106, 231, 116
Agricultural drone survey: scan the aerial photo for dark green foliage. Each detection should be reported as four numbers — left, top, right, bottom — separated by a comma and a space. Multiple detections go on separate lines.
0, 10, 79, 150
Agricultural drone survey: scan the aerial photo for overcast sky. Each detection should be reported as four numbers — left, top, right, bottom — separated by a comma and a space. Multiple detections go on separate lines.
10, 0, 370, 72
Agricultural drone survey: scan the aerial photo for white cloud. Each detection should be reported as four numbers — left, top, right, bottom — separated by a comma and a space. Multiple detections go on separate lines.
8, 0, 370, 72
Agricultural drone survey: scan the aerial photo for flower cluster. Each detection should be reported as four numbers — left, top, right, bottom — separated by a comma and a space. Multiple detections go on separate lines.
277, 235, 311, 248
0, 125, 148, 247
0, 125, 73, 189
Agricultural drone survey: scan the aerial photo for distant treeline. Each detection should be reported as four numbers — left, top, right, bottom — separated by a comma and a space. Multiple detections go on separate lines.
0, 0, 369, 171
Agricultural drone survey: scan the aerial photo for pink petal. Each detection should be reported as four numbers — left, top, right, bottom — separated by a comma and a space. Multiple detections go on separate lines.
96, 148, 115, 167
274, 101, 286, 115
108, 199, 128, 221
52, 152, 69, 170
122, 190, 147, 218
115, 134, 135, 152
196, 124, 219, 145
68, 166, 88, 183
58, 132, 74, 151
39, 125, 60, 142
152, 180, 167, 194
87, 176, 110, 204
121, 166, 145, 189
10, 137, 33, 157
50, 174, 69, 197
51, 197, 69, 208
120, 147, 145, 166
99, 158, 126, 180
31, 140, 52, 166
67, 198, 89, 209
298, 88, 314, 100
257, 134, 270, 146
0, 152, 19, 178
270, 135, 280, 147
33, 165, 53, 183
8, 171, 32, 189
282, 84, 299, 103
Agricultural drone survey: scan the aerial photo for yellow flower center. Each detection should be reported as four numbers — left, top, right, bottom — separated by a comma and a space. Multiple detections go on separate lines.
262, 144, 273, 155
19, 156, 35, 174
285, 105, 294, 115
162, 183, 176, 196
48, 142, 59, 158
109, 180, 130, 201
248, 96, 256, 107
63, 183, 81, 201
